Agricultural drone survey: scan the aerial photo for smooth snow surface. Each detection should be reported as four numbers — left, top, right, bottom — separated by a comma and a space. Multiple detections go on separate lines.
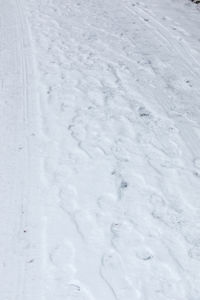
1, 0, 200, 299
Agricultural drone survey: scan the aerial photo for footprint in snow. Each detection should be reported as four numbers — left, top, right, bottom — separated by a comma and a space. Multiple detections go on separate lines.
110, 220, 133, 239
135, 247, 154, 261
73, 210, 105, 246
100, 250, 139, 299
97, 193, 120, 219
45, 243, 76, 297
149, 193, 184, 229
58, 185, 79, 213
49, 241, 75, 271
181, 222, 200, 246
110, 220, 135, 253
66, 283, 94, 300
194, 158, 200, 169
188, 246, 200, 261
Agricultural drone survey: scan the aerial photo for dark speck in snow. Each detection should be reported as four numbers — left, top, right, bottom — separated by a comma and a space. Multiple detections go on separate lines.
27, 259, 34, 264
121, 181, 128, 189
140, 113, 149, 117
193, 171, 200, 178
143, 255, 153, 261
139, 107, 150, 117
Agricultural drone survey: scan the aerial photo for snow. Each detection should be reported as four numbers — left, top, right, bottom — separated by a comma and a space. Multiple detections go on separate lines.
0, 0, 200, 299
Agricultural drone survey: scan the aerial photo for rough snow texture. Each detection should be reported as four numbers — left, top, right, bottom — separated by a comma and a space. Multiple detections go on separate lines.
1, 0, 200, 299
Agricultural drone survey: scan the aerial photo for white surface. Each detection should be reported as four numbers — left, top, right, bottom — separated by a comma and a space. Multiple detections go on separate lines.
1, 0, 200, 299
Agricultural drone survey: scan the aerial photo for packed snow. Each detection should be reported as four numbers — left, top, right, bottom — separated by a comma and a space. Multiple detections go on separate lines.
0, 0, 200, 299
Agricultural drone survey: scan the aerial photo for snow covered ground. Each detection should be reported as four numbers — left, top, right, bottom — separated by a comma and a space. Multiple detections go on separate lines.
1, 0, 200, 299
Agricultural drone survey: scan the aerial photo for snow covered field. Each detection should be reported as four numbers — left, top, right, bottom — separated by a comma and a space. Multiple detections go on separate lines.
0, 0, 200, 299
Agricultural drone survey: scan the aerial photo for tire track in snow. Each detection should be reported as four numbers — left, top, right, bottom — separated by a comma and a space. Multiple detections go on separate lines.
14, 1, 44, 298
0, 1, 42, 299
0, 2, 29, 298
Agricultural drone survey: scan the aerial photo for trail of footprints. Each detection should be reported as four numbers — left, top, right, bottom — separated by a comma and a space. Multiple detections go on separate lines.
43, 147, 200, 299
27, 0, 200, 298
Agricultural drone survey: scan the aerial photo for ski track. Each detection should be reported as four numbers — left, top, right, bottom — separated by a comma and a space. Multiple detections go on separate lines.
0, 0, 42, 299
1, 0, 200, 299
